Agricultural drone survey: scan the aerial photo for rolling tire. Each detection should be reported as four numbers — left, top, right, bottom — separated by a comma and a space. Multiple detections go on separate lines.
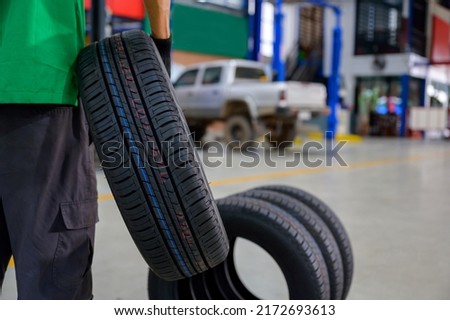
77, 30, 229, 281
224, 115, 255, 147
148, 197, 331, 300
256, 185, 353, 298
240, 189, 344, 299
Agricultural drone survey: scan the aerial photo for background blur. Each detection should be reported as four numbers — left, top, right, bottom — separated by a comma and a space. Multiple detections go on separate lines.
87, 0, 450, 140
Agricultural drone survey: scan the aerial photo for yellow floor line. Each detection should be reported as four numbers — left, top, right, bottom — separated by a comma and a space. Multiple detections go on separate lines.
96, 152, 449, 200
304, 132, 363, 143
98, 193, 114, 201
208, 155, 426, 187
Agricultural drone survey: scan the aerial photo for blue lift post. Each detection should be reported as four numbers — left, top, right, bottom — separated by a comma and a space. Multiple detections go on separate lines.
400, 75, 410, 137
270, 0, 342, 137
306, 0, 342, 139
397, 0, 414, 137
327, 6, 342, 139
273, 0, 285, 81
250, 0, 283, 79
248, 0, 263, 61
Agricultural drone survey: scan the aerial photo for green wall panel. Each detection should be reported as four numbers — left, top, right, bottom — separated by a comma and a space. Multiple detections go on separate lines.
171, 4, 248, 58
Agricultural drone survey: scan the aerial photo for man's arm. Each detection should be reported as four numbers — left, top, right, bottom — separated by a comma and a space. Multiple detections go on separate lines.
143, 0, 170, 39
142, 0, 171, 75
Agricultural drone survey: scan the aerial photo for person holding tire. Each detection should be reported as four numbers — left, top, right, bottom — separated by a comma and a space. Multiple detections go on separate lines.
0, 0, 171, 299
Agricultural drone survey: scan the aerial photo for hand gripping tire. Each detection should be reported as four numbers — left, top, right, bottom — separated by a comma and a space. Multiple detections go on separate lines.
77, 30, 229, 281
148, 197, 331, 300
255, 185, 353, 298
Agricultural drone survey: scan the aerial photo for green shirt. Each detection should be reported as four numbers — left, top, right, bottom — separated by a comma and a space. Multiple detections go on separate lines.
0, 0, 85, 106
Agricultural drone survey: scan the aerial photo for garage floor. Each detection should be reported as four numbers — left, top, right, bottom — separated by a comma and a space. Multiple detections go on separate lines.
2, 138, 450, 299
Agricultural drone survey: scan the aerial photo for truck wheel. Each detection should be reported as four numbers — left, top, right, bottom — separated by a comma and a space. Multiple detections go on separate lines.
188, 125, 206, 142
148, 197, 331, 300
77, 30, 229, 281
268, 122, 296, 148
256, 185, 354, 298
239, 189, 344, 299
224, 115, 255, 147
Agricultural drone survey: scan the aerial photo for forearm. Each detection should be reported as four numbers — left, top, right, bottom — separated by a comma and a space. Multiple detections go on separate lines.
143, 0, 170, 39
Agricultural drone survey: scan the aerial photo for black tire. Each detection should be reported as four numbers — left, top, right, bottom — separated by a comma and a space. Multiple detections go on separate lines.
77, 30, 229, 281
224, 115, 255, 147
256, 185, 353, 298
148, 251, 254, 300
148, 197, 330, 300
267, 121, 297, 148
240, 189, 344, 299
188, 124, 206, 142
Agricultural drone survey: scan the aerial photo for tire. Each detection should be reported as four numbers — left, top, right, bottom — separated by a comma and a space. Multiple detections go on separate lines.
148, 197, 330, 300
224, 115, 255, 147
188, 124, 206, 142
148, 246, 254, 300
240, 189, 344, 299
77, 30, 229, 281
267, 121, 297, 148
256, 185, 353, 298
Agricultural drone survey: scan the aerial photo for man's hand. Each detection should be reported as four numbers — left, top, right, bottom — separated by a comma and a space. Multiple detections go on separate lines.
143, 0, 171, 75
152, 36, 171, 76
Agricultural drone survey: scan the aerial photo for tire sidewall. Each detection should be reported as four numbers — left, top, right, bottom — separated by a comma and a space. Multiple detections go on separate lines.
219, 199, 329, 300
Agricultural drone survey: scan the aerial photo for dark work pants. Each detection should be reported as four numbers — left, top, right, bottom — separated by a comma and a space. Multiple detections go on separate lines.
0, 104, 98, 299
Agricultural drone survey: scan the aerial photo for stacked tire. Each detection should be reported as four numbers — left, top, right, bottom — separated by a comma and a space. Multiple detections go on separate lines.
148, 185, 353, 300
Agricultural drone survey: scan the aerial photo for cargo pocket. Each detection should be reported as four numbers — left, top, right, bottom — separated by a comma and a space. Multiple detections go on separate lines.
53, 199, 98, 290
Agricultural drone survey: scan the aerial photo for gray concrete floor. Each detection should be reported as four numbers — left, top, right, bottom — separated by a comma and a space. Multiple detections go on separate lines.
2, 138, 450, 299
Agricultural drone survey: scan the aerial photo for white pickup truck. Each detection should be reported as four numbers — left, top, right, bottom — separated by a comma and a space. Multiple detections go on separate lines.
173, 59, 327, 145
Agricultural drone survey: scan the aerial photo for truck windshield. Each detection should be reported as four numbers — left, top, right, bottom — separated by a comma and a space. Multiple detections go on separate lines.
234, 67, 266, 81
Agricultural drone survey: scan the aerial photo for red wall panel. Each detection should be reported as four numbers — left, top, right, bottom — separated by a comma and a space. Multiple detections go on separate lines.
107, 0, 145, 20
85, 0, 145, 20
431, 16, 450, 63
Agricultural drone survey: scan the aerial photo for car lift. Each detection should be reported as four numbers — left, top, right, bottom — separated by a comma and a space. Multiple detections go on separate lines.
92, 0, 342, 137
248, 0, 342, 138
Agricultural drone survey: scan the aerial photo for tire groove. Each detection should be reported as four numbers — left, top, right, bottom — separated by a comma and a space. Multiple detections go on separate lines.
95, 40, 187, 278
121, 33, 216, 270
111, 34, 202, 274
